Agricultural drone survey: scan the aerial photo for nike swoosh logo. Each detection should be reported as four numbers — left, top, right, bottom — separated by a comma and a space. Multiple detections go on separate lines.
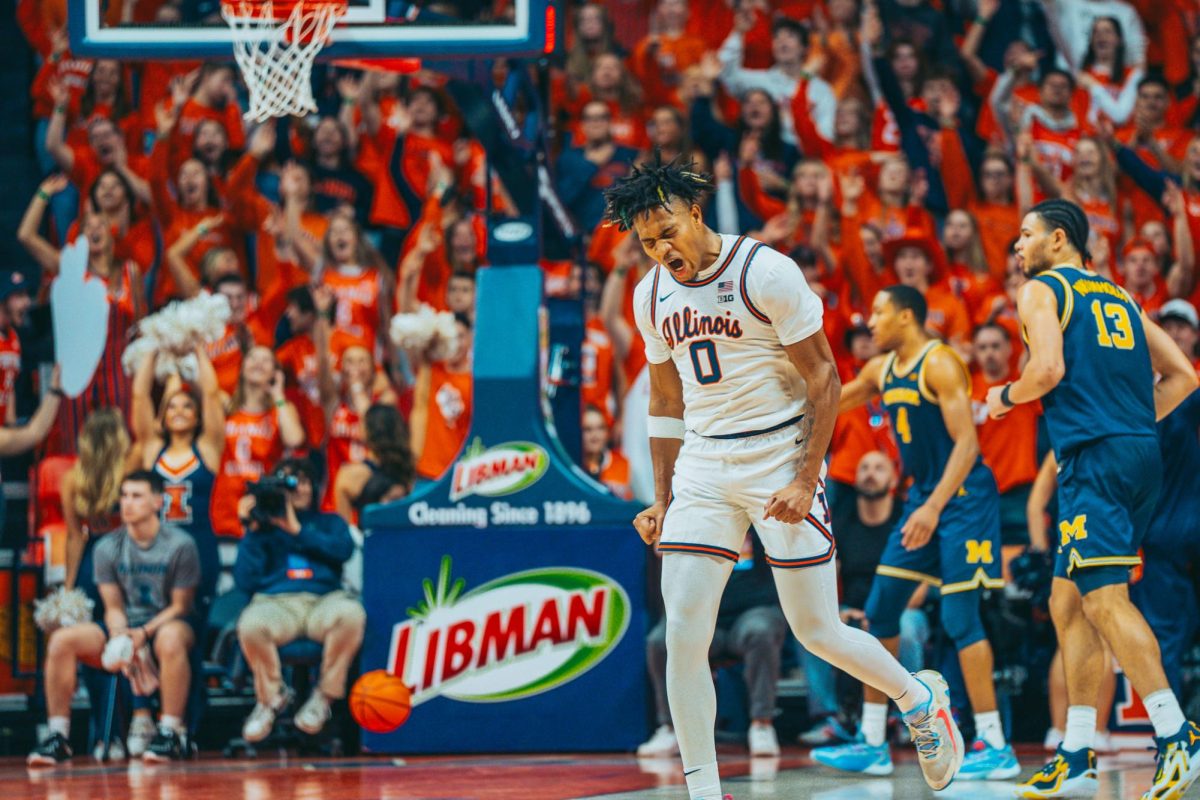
683, 768, 702, 776
794, 436, 804, 445
659, 291, 676, 302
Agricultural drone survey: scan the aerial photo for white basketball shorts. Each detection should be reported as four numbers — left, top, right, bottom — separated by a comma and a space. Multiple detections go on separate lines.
658, 419, 834, 568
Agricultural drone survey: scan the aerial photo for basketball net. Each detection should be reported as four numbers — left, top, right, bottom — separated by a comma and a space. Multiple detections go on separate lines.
221, 0, 347, 123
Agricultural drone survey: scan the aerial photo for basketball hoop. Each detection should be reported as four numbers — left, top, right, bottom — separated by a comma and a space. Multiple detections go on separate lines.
221, 0, 348, 123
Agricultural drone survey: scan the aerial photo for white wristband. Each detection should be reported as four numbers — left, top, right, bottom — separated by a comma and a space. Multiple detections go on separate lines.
647, 416, 686, 439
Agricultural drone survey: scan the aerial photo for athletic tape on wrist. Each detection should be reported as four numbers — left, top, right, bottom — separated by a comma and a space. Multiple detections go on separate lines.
647, 416, 685, 439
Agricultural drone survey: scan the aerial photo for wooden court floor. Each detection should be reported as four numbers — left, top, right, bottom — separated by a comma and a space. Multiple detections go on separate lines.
10, 745, 1184, 799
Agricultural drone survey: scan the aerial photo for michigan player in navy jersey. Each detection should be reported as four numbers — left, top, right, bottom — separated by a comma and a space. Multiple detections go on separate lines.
986, 199, 1200, 800
604, 158, 964, 800
816, 285, 1016, 781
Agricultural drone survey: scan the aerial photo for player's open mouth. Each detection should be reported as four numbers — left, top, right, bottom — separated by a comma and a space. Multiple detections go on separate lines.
667, 258, 686, 272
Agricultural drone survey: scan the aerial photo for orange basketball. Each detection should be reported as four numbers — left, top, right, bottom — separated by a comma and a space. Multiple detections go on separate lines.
350, 670, 412, 733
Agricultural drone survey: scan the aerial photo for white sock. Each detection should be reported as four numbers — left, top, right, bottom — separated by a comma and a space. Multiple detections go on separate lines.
48, 716, 70, 738
1062, 706, 1096, 752
974, 710, 1006, 749
894, 674, 931, 714
1144, 689, 1187, 738
861, 702, 889, 747
683, 761, 721, 800
160, 714, 184, 734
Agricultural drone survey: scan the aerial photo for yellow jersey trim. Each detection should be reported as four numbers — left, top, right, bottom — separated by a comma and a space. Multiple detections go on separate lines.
879, 352, 898, 393
891, 340, 940, 380
876, 565, 942, 587
1041, 269, 1074, 331
915, 343, 970, 405
1065, 549, 1142, 575
941, 568, 1006, 595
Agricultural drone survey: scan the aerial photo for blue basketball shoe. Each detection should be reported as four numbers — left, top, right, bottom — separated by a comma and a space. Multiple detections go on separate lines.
956, 739, 1021, 780
1141, 720, 1200, 800
810, 740, 894, 776
1016, 745, 1098, 798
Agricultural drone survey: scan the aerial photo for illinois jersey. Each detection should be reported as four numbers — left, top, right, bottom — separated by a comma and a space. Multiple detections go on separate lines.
635, 234, 833, 570
211, 408, 284, 538
321, 267, 383, 354
155, 445, 218, 600
321, 402, 366, 512
633, 234, 825, 438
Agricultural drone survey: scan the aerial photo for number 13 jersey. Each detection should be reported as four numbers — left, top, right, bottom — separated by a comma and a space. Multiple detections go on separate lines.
1029, 265, 1156, 457
633, 234, 825, 438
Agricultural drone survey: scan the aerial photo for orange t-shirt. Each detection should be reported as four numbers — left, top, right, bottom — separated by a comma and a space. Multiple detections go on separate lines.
211, 408, 283, 538
629, 32, 709, 109
206, 323, 246, 397
168, 98, 246, 176
595, 449, 632, 501
582, 318, 615, 424
948, 265, 1006, 327
415, 363, 472, 480
924, 283, 972, 345
321, 402, 365, 512
322, 267, 384, 355
275, 333, 325, 451
829, 397, 900, 486
971, 372, 1040, 493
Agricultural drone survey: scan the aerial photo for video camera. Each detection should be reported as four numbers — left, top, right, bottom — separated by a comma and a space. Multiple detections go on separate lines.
246, 473, 300, 526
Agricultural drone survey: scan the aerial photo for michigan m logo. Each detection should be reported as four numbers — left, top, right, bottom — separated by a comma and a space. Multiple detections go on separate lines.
1059, 515, 1088, 547
965, 540, 994, 565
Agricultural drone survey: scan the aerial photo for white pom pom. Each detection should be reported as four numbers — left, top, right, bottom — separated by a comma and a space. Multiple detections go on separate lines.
121, 292, 234, 378
389, 305, 461, 363
33, 587, 96, 633
102, 634, 133, 671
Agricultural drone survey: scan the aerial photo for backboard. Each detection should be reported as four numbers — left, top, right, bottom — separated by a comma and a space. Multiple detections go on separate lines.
68, 0, 554, 59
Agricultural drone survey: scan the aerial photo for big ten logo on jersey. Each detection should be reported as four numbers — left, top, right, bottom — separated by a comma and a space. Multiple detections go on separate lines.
162, 483, 195, 525
965, 539, 994, 565
717, 279, 734, 304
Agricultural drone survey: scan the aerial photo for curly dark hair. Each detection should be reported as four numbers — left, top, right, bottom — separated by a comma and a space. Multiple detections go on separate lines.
602, 153, 714, 232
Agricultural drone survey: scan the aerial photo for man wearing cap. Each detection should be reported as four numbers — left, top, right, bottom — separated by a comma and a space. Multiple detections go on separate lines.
1120, 239, 1168, 317
1159, 299, 1200, 375
886, 230, 972, 355
0, 272, 32, 426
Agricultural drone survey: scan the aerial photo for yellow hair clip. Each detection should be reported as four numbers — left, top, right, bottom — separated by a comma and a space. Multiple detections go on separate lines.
657, 185, 666, 202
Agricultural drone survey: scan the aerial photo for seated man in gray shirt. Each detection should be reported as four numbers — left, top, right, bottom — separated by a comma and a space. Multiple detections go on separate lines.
28, 471, 200, 767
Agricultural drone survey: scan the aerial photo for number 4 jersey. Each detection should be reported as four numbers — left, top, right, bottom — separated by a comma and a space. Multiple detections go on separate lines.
633, 234, 825, 438
1029, 265, 1156, 457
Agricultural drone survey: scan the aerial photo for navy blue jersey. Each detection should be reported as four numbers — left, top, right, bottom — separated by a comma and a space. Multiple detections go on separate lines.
1147, 389, 1200, 547
1031, 266, 1156, 456
880, 341, 982, 491
154, 444, 218, 600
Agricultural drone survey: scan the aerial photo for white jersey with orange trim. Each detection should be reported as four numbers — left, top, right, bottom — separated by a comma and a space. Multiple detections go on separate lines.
632, 233, 825, 438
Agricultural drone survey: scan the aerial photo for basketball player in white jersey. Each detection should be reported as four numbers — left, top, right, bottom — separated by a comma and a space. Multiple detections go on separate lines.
604, 159, 964, 799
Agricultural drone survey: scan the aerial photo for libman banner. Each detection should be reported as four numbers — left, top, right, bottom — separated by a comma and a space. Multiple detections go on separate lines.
361, 524, 647, 753
387, 557, 630, 706
449, 439, 550, 501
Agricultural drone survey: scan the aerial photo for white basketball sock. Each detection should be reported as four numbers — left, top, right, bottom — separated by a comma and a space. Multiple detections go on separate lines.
1062, 706, 1096, 752
48, 716, 70, 738
684, 761, 722, 800
861, 702, 889, 747
894, 674, 931, 714
1144, 690, 1187, 739
974, 710, 1006, 749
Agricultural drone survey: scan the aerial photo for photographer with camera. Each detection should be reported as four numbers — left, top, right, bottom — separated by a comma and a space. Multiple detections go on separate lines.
233, 458, 366, 743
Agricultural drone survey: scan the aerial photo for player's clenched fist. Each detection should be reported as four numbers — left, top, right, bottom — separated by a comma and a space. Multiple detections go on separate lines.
764, 482, 815, 525
633, 502, 667, 546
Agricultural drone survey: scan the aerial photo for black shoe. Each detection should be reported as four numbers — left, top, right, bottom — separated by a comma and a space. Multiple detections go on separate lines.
27, 732, 72, 767
142, 726, 190, 763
